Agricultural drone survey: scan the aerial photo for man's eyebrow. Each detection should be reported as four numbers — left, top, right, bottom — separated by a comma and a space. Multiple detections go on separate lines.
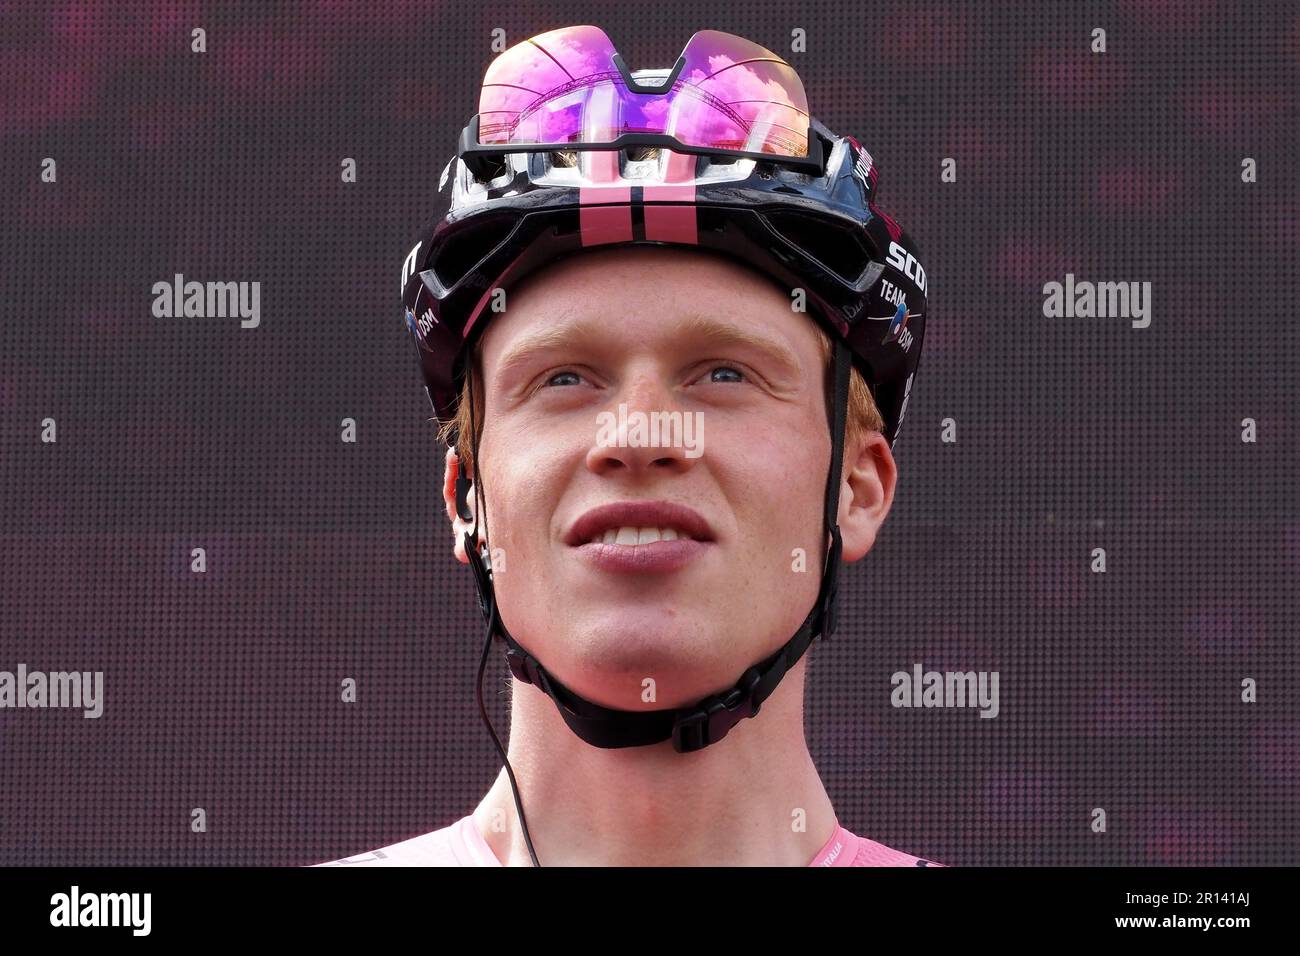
675, 312, 803, 376
494, 312, 804, 379
494, 316, 607, 379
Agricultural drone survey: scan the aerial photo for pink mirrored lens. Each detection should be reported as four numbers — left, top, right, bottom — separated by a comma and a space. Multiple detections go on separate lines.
478, 25, 620, 144
674, 30, 808, 155
477, 25, 809, 157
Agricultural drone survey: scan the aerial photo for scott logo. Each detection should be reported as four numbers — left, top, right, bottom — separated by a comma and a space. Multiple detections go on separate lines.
886, 241, 927, 295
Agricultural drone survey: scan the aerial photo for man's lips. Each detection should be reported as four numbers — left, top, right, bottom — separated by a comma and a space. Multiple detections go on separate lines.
564, 500, 716, 547
573, 537, 711, 575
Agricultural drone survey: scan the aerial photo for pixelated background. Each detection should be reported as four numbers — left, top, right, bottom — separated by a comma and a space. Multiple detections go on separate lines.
1, 0, 1296, 866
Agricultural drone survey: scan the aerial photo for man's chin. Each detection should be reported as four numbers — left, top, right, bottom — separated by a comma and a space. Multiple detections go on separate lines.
540, 665, 740, 715
547, 624, 738, 709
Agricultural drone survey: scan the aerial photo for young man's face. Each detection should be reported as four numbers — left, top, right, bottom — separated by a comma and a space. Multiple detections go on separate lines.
443, 244, 893, 711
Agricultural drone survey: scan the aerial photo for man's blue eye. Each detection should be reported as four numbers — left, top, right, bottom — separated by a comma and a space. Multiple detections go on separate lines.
542, 366, 744, 389
709, 366, 745, 383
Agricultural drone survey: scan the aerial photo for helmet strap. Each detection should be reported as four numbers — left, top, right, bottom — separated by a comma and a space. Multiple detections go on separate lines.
454, 361, 485, 530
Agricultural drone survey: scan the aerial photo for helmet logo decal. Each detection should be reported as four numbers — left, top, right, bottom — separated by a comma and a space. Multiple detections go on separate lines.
853, 144, 874, 193
896, 371, 915, 435
400, 240, 422, 296
866, 301, 915, 350
866, 280, 920, 351
881, 301, 915, 351
886, 240, 927, 295
845, 134, 876, 195
404, 305, 437, 341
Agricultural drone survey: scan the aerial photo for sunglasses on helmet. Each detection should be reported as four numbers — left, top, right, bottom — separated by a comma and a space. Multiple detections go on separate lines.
457, 25, 826, 176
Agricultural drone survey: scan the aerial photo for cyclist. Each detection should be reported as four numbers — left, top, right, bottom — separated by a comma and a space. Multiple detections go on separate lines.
318, 24, 938, 867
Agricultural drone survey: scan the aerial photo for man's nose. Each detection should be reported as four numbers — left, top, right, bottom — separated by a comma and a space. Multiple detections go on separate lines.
584, 368, 699, 476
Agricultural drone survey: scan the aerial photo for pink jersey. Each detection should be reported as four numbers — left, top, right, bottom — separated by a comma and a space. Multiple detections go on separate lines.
314, 814, 944, 867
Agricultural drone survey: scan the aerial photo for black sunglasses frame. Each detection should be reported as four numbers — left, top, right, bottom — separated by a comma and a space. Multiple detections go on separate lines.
458, 113, 829, 178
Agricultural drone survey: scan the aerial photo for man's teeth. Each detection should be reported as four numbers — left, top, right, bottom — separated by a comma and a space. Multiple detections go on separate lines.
592, 526, 688, 546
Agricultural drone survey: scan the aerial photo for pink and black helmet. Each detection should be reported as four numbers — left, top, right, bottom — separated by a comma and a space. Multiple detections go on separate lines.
401, 25, 929, 451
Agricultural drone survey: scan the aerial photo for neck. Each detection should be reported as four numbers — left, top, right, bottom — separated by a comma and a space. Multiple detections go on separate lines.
471, 660, 838, 866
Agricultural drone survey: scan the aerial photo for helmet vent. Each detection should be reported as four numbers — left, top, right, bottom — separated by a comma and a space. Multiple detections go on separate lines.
763, 209, 872, 286
428, 217, 518, 290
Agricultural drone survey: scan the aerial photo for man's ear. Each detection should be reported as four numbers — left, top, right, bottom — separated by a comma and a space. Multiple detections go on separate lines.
836, 430, 897, 563
442, 446, 478, 564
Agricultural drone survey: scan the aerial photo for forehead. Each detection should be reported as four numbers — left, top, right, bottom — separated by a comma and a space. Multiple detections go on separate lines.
478, 245, 821, 368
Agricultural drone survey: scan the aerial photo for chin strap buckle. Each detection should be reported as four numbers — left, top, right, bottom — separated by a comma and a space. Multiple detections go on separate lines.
670, 665, 764, 754
505, 646, 542, 686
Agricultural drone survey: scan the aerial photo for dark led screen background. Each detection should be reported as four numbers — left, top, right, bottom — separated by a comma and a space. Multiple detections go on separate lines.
1, 1, 1296, 865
